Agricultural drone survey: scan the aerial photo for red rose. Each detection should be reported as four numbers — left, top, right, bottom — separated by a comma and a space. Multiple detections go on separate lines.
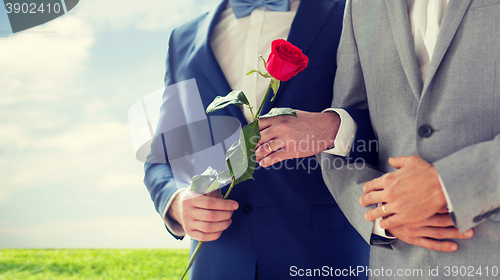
266, 39, 309, 81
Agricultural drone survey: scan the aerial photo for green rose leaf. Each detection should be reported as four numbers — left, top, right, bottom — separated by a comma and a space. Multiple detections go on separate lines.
246, 69, 272, 79
206, 170, 232, 193
190, 167, 232, 194
246, 70, 259, 75
259, 107, 297, 119
190, 166, 218, 194
270, 79, 280, 101
206, 91, 250, 114
259, 54, 268, 70
226, 120, 261, 185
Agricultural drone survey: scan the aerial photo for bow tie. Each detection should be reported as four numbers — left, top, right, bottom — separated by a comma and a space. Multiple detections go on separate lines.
229, 0, 291, 18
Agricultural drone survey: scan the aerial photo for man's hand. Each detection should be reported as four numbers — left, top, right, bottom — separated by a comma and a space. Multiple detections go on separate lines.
255, 110, 340, 167
168, 189, 239, 242
386, 212, 473, 252
360, 156, 447, 229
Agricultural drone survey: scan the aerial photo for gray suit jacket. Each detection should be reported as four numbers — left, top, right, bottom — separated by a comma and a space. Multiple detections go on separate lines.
321, 0, 500, 278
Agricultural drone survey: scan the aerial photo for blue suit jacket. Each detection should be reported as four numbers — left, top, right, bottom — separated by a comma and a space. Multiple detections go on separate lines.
144, 1, 375, 279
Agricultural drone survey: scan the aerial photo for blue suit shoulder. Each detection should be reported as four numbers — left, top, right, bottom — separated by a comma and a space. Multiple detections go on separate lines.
167, 12, 210, 55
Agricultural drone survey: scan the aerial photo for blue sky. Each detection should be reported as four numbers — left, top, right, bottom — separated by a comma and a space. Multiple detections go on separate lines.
0, 0, 219, 248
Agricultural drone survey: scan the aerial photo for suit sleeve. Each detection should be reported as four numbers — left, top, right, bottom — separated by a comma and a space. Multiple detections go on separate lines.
320, 0, 393, 248
433, 135, 500, 232
143, 30, 185, 240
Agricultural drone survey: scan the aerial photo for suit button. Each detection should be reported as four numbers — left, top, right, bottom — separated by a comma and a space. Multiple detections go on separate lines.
418, 125, 433, 138
243, 203, 252, 214
473, 215, 483, 223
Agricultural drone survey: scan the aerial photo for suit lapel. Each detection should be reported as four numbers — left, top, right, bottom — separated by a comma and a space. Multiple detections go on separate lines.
193, 0, 247, 124
385, 0, 423, 102
421, 0, 472, 95
261, 0, 340, 114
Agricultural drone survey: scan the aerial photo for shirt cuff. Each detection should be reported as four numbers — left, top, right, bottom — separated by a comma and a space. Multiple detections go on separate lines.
322, 108, 357, 157
437, 173, 454, 212
372, 207, 397, 239
162, 188, 187, 237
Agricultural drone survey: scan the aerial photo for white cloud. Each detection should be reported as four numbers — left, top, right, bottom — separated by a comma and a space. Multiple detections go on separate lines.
0, 120, 140, 196
0, 190, 7, 203
0, 15, 94, 105
75, 0, 218, 31
96, 171, 144, 191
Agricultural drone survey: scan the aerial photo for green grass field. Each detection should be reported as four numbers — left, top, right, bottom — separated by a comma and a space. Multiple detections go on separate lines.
0, 249, 190, 280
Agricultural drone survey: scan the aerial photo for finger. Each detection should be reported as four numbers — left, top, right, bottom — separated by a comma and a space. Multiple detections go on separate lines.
257, 118, 273, 131
388, 156, 418, 169
437, 206, 449, 214
258, 149, 289, 167
255, 141, 280, 162
415, 227, 474, 240
191, 195, 239, 211
363, 203, 391, 221
256, 133, 274, 151
255, 143, 268, 162
362, 177, 385, 194
411, 237, 459, 252
191, 219, 233, 234
257, 125, 277, 146
419, 213, 455, 227
380, 205, 447, 229
190, 208, 234, 222
359, 189, 386, 207
379, 213, 421, 229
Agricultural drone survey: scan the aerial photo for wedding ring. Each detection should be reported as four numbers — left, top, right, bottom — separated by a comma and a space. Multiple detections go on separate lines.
382, 204, 388, 215
266, 142, 274, 152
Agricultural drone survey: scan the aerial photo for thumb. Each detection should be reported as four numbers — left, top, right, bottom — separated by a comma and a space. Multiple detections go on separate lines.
388, 156, 412, 169
204, 190, 239, 210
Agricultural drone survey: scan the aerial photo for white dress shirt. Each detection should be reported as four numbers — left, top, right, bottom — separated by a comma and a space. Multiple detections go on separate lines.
408, 0, 449, 81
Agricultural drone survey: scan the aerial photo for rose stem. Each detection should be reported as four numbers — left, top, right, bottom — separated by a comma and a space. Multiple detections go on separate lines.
254, 79, 274, 119
180, 241, 204, 280
223, 178, 236, 200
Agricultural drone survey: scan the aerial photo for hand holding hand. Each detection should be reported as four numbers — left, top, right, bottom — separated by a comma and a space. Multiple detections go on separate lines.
386, 211, 473, 252
360, 156, 447, 229
168, 189, 239, 242
255, 110, 340, 167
